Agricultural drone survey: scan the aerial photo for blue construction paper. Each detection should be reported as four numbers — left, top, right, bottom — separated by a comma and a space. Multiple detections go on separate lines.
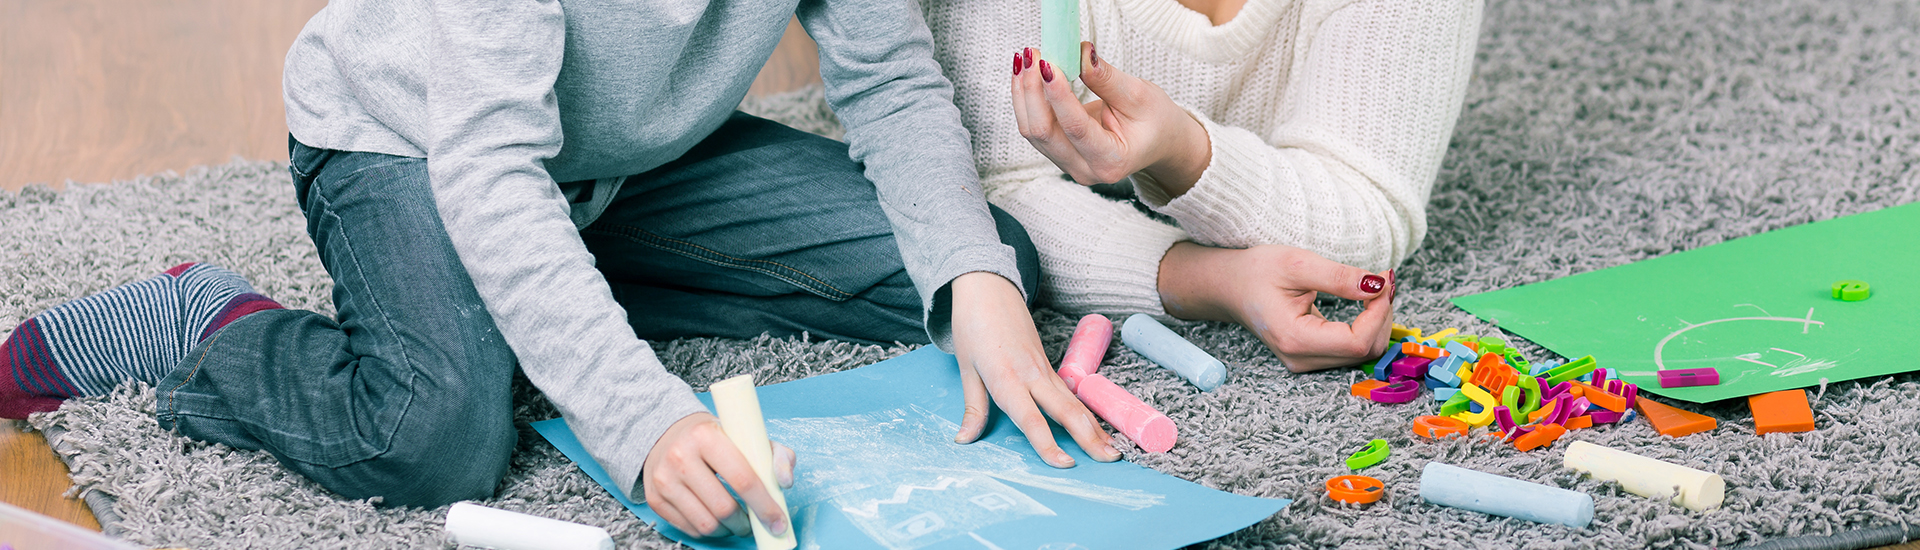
533, 346, 1289, 550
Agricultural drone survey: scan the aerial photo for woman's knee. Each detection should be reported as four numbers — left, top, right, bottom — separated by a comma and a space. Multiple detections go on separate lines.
989, 205, 1042, 307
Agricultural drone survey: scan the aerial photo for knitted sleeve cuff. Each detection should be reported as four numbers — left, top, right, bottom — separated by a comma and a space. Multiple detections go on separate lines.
1133, 106, 1283, 248
986, 173, 1190, 319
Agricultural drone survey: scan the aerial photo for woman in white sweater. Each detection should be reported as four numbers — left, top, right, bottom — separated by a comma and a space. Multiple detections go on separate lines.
923, 0, 1482, 371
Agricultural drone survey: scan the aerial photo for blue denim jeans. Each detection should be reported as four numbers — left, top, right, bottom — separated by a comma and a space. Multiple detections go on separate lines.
154, 112, 1039, 507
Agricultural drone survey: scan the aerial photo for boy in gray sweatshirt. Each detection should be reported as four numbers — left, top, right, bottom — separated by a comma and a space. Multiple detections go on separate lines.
0, 0, 1120, 539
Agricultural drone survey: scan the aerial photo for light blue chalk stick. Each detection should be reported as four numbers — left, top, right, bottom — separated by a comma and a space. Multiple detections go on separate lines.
1121, 314, 1227, 391
1041, 0, 1081, 81
1420, 462, 1594, 528
1442, 341, 1479, 363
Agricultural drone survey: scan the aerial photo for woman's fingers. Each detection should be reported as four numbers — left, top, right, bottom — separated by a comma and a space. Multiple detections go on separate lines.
1039, 60, 1127, 184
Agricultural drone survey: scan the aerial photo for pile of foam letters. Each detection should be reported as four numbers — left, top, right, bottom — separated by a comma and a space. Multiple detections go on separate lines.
1353, 325, 1715, 452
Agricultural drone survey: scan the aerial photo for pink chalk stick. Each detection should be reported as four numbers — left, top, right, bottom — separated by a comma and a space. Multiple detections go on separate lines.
1058, 314, 1114, 392
1076, 373, 1177, 453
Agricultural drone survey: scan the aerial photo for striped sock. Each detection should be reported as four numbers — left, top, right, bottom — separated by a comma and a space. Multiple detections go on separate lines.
1, 263, 282, 418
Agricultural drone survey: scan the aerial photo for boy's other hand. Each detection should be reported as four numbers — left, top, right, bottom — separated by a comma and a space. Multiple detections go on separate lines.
948, 272, 1121, 467
642, 412, 797, 538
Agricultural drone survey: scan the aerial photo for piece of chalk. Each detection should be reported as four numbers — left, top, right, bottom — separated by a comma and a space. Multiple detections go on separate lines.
1058, 314, 1114, 392
1121, 314, 1228, 391
1562, 441, 1724, 511
1041, 0, 1081, 81
1420, 462, 1594, 528
709, 375, 799, 550
1657, 367, 1721, 388
445, 502, 615, 550
1075, 373, 1178, 453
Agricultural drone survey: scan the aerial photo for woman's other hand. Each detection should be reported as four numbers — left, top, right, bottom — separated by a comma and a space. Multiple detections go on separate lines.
1157, 243, 1395, 372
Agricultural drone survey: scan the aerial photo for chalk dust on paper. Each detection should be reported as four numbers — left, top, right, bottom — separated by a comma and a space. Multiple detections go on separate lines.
770, 406, 1164, 550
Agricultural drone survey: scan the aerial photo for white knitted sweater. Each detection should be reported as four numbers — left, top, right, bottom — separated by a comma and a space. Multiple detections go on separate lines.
922, 0, 1483, 318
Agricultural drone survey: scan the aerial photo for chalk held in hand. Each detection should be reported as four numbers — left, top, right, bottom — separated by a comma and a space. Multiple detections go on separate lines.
710, 375, 798, 550
1074, 373, 1177, 452
444, 502, 615, 550
1562, 441, 1724, 512
1058, 314, 1113, 392
1041, 0, 1081, 81
1121, 314, 1228, 391
1419, 462, 1594, 528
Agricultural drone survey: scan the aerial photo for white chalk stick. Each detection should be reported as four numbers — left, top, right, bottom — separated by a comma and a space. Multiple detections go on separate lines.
1121, 314, 1227, 391
1058, 314, 1113, 392
709, 375, 798, 550
1562, 441, 1724, 512
444, 502, 614, 550
1420, 462, 1593, 528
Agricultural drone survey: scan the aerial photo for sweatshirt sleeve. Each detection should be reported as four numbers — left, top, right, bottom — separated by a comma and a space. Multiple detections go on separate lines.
1133, 0, 1484, 272
423, 0, 707, 502
798, 0, 1027, 352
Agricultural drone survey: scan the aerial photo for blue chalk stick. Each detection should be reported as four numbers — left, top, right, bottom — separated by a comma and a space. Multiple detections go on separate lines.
1433, 387, 1460, 402
1121, 314, 1228, 391
1420, 462, 1594, 528
1443, 341, 1479, 363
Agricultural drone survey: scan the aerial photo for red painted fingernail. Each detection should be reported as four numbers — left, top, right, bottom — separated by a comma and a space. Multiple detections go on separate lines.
1090, 47, 1100, 68
1040, 60, 1054, 82
1361, 274, 1386, 294
1014, 53, 1022, 75
1023, 48, 1034, 69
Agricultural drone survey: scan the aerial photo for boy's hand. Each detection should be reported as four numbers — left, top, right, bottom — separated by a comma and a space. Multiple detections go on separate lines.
642, 412, 797, 538
948, 272, 1121, 467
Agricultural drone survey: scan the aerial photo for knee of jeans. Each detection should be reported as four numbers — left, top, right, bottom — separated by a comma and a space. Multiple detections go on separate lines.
360, 408, 516, 508
989, 205, 1042, 306
360, 355, 517, 507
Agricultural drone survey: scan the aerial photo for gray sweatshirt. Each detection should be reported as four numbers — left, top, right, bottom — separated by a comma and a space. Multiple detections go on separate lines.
284, 0, 1023, 500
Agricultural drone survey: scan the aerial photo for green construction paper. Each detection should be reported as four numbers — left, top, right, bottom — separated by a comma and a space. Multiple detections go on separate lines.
1042, 0, 1080, 81
1452, 202, 1920, 403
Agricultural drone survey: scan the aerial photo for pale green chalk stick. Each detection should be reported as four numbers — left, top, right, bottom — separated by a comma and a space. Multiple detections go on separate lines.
1042, 0, 1081, 81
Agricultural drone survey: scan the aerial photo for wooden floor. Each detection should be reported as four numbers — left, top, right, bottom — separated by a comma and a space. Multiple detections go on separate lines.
0, 0, 819, 193
4, 4, 1915, 550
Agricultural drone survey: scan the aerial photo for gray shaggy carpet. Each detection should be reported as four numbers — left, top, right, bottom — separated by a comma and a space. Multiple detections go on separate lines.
5, 0, 1920, 547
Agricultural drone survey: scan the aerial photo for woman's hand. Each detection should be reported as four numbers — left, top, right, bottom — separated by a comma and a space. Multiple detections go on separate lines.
949, 271, 1120, 467
1012, 42, 1212, 196
1157, 243, 1395, 372
642, 412, 797, 538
